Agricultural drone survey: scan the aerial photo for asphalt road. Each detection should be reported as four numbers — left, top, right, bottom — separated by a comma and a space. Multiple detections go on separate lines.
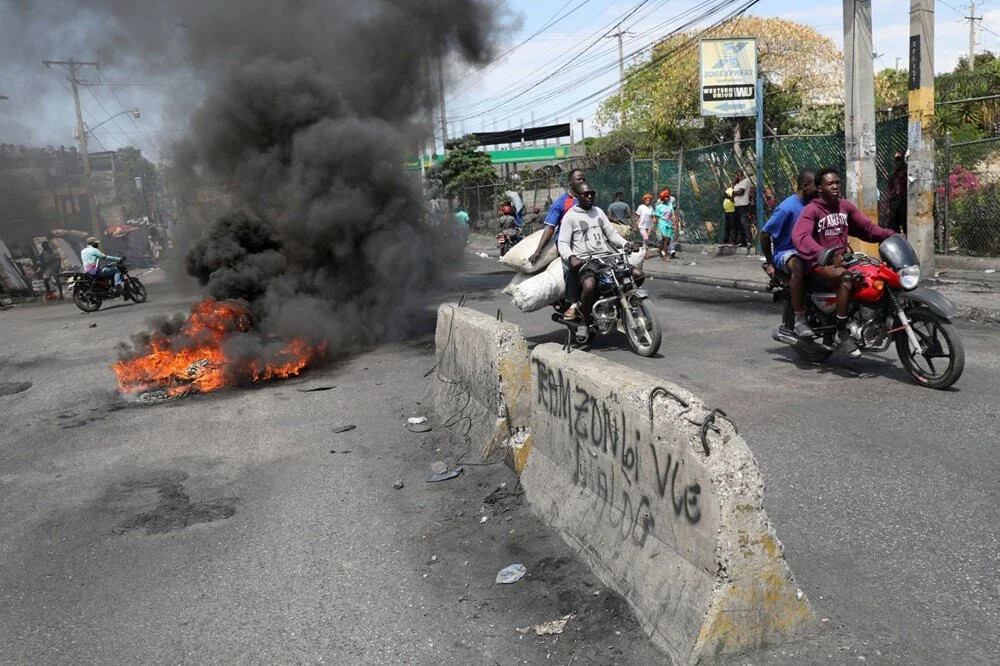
0, 270, 664, 665
459, 252, 1000, 663
2, 256, 998, 664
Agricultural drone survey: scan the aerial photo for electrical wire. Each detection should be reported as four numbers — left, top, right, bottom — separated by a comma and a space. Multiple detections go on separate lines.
456, 0, 763, 128
99, 68, 164, 159
449, 0, 749, 122
44, 65, 110, 152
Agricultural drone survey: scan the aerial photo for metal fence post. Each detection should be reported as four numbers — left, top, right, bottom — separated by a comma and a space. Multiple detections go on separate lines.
629, 149, 636, 208
943, 130, 951, 253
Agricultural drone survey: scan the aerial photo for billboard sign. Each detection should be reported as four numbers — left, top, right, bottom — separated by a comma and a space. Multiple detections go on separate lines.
699, 38, 758, 118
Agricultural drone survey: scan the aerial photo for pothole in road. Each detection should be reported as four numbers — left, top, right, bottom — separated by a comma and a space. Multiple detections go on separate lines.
0, 381, 32, 396
110, 470, 239, 535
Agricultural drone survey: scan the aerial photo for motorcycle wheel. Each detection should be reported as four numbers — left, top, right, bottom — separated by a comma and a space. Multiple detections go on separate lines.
128, 278, 148, 303
73, 283, 102, 312
894, 307, 964, 389
624, 299, 661, 357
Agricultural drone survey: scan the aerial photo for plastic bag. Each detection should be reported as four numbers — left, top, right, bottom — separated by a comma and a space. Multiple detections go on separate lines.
497, 229, 558, 274
511, 257, 565, 312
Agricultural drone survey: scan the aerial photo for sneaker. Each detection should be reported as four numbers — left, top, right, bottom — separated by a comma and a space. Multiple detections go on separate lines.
793, 319, 815, 338
836, 329, 862, 358
575, 325, 591, 343
669, 249, 677, 258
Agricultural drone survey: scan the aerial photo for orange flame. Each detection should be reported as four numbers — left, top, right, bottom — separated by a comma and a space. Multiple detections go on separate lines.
112, 299, 324, 396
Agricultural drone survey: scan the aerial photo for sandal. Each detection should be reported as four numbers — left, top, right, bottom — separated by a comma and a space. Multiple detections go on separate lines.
562, 305, 580, 321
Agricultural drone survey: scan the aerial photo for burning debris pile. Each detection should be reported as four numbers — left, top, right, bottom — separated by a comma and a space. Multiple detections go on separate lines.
113, 299, 324, 399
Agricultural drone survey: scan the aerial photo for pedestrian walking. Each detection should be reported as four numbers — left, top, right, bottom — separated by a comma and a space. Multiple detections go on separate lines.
653, 189, 677, 261
634, 193, 655, 248
37, 241, 63, 300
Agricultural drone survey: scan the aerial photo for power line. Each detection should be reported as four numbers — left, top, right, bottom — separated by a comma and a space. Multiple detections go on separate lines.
99, 68, 163, 159
455, 0, 760, 127
44, 65, 110, 152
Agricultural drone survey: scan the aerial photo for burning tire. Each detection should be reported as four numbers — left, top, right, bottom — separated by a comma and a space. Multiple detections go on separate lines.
73, 283, 102, 312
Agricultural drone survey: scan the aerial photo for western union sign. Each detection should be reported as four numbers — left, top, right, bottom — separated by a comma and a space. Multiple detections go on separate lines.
699, 38, 757, 118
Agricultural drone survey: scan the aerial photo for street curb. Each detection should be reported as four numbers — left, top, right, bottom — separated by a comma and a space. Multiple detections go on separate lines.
644, 268, 770, 294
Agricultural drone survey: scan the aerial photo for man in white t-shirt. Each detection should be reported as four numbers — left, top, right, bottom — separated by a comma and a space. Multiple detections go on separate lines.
731, 172, 754, 247
633, 193, 654, 246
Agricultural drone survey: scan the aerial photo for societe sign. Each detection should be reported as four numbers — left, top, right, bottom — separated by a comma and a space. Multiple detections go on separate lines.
699, 38, 757, 118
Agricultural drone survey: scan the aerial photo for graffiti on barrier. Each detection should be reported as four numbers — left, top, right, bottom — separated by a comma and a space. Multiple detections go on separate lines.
533, 357, 703, 548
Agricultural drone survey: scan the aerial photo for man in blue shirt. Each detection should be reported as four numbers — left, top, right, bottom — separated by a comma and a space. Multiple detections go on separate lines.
761, 169, 817, 338
528, 168, 586, 265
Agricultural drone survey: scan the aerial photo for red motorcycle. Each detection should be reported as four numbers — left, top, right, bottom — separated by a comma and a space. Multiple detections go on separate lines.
768, 235, 964, 389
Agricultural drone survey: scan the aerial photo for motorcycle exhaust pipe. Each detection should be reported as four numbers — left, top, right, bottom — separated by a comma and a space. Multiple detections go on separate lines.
771, 327, 800, 346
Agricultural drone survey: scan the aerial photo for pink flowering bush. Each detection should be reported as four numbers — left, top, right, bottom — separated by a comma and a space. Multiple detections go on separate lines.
937, 165, 981, 202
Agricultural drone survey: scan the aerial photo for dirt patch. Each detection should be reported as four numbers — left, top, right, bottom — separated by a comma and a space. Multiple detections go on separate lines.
109, 470, 239, 535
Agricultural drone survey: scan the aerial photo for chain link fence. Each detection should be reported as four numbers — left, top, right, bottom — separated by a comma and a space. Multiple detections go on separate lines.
451, 119, 1000, 258
937, 133, 1000, 256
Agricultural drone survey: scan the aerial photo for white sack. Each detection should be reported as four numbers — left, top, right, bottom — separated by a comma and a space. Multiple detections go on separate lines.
501, 272, 530, 296
497, 229, 559, 274
511, 257, 565, 312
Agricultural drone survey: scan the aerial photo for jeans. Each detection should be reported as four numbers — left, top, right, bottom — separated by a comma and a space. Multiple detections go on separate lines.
563, 260, 580, 304
95, 266, 121, 286
735, 206, 752, 246
723, 211, 737, 243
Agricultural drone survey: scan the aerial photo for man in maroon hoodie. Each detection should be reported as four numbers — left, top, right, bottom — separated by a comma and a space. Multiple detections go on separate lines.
792, 167, 895, 357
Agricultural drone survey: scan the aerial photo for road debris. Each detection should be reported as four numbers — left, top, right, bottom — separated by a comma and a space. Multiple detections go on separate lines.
477, 252, 490, 258
430, 461, 447, 474
495, 563, 527, 584
88, 322, 97, 328
480, 515, 489, 524
427, 466, 463, 483
407, 423, 432, 433
297, 385, 336, 392
393, 478, 404, 489
985, 269, 997, 274
331, 424, 356, 433
407, 416, 427, 424
516, 613, 576, 635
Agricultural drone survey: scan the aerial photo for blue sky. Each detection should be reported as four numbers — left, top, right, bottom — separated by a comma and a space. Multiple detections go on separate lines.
443, 0, 1000, 149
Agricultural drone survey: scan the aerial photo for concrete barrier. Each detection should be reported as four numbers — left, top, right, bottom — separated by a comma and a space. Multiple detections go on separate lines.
430, 305, 532, 466
520, 343, 813, 663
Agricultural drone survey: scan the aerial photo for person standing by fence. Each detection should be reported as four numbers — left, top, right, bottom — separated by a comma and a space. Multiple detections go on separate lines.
607, 191, 632, 230
722, 181, 738, 246
732, 171, 754, 247
653, 189, 676, 260
887, 152, 908, 234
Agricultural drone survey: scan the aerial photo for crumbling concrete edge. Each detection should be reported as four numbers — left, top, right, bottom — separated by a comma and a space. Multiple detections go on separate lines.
429, 304, 533, 466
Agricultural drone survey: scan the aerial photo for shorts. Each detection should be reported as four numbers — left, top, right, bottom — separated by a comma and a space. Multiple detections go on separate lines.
576, 260, 604, 283
773, 249, 800, 273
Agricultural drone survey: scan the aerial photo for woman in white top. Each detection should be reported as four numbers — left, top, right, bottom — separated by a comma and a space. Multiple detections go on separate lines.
634, 193, 655, 245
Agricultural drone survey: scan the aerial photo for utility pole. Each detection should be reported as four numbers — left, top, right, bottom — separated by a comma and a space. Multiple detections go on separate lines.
606, 27, 633, 130
967, 0, 980, 71
908, 0, 936, 270
436, 52, 449, 154
43, 58, 103, 241
842, 0, 880, 255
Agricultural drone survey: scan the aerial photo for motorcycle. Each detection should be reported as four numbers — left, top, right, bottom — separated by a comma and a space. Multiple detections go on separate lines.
767, 235, 964, 389
496, 226, 523, 257
551, 248, 661, 357
64, 258, 148, 313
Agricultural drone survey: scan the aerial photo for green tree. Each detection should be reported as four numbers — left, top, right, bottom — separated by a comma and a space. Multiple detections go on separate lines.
874, 68, 907, 110
424, 136, 495, 200
113, 147, 157, 221
594, 17, 844, 153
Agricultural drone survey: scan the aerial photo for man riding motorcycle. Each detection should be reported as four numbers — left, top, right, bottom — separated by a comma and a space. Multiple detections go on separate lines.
761, 169, 817, 338
791, 167, 895, 358
557, 182, 641, 342
81, 236, 122, 286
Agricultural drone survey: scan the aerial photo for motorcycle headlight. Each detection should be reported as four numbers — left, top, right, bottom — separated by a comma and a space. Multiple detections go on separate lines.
899, 264, 920, 290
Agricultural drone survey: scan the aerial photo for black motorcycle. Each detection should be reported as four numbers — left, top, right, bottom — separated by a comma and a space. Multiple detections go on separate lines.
64, 258, 148, 313
551, 248, 661, 356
